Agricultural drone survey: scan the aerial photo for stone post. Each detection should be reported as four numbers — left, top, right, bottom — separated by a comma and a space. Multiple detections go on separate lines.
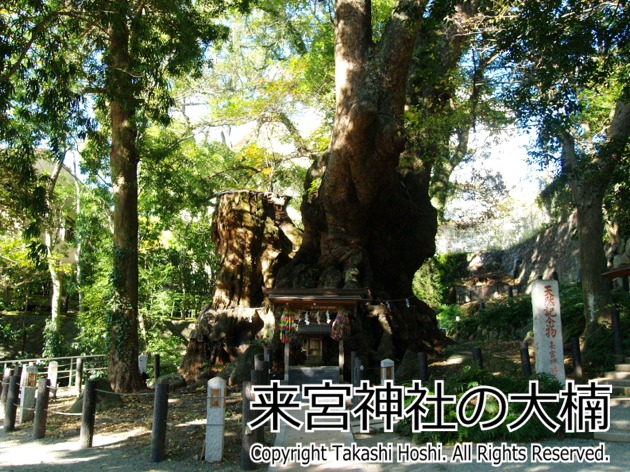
153, 354, 161, 383
418, 352, 428, 383
0, 367, 13, 419
532, 279, 565, 384
240, 381, 256, 470
18, 365, 38, 424
380, 359, 395, 385
47, 361, 58, 399
4, 376, 19, 432
33, 378, 50, 439
472, 347, 484, 370
150, 383, 169, 462
138, 354, 148, 376
75, 357, 84, 394
79, 380, 97, 449
351, 353, 363, 407
205, 377, 226, 462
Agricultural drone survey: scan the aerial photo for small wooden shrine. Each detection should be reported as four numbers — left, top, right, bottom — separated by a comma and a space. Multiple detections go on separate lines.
264, 288, 370, 383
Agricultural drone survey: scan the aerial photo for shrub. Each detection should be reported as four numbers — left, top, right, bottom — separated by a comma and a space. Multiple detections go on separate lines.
414, 252, 469, 308
397, 364, 564, 444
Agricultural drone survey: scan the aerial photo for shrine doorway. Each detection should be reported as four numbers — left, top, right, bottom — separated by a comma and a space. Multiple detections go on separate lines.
264, 288, 370, 384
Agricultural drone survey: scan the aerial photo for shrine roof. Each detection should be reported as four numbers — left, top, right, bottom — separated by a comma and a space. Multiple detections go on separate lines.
263, 287, 371, 309
602, 264, 630, 279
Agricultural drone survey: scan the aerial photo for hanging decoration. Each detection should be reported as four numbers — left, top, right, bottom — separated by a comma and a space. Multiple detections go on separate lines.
326, 310, 331, 324
377, 297, 415, 310
279, 309, 296, 344
331, 310, 351, 340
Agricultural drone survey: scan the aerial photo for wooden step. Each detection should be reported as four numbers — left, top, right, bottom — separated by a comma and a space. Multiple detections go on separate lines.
615, 363, 630, 372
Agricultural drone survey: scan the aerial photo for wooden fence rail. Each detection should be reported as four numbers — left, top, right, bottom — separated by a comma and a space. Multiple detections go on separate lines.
0, 355, 108, 388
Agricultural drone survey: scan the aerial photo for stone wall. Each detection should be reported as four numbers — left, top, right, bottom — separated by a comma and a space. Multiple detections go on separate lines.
458, 211, 630, 299
496, 212, 581, 285
454, 213, 580, 302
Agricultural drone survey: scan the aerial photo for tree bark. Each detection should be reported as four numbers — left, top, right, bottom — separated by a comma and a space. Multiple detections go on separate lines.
107, 7, 143, 392
179, 191, 299, 383
212, 191, 300, 308
43, 158, 65, 356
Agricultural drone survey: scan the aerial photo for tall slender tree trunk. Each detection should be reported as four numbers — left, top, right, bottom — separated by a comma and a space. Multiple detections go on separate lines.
562, 89, 630, 342
107, 7, 143, 392
48, 262, 64, 328
44, 159, 64, 356
576, 189, 611, 331
73, 160, 83, 314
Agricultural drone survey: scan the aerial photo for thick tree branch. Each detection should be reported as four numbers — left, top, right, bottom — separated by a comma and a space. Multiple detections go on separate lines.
378, 0, 427, 124
277, 112, 311, 155
333, 0, 372, 113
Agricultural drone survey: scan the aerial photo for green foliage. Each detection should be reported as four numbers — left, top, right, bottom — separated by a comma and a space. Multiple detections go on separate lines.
71, 187, 112, 355
397, 365, 564, 444
0, 320, 23, 348
43, 318, 66, 358
414, 252, 468, 308
496, 0, 630, 138
0, 234, 50, 312
445, 284, 587, 343
496, 0, 630, 234
433, 283, 630, 378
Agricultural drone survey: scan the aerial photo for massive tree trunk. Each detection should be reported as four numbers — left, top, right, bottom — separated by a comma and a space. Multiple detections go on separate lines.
107, 8, 144, 393
277, 0, 443, 364
212, 191, 300, 308
179, 191, 299, 383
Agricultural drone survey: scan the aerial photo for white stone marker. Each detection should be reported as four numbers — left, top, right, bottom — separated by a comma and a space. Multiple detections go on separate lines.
19, 365, 38, 424
205, 376, 226, 462
47, 361, 58, 398
381, 358, 395, 385
138, 354, 148, 375
532, 279, 565, 385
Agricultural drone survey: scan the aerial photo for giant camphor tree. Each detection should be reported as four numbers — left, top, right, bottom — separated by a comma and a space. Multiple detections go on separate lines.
274, 0, 448, 360
494, 0, 630, 341
187, 0, 504, 367
1, 0, 250, 391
